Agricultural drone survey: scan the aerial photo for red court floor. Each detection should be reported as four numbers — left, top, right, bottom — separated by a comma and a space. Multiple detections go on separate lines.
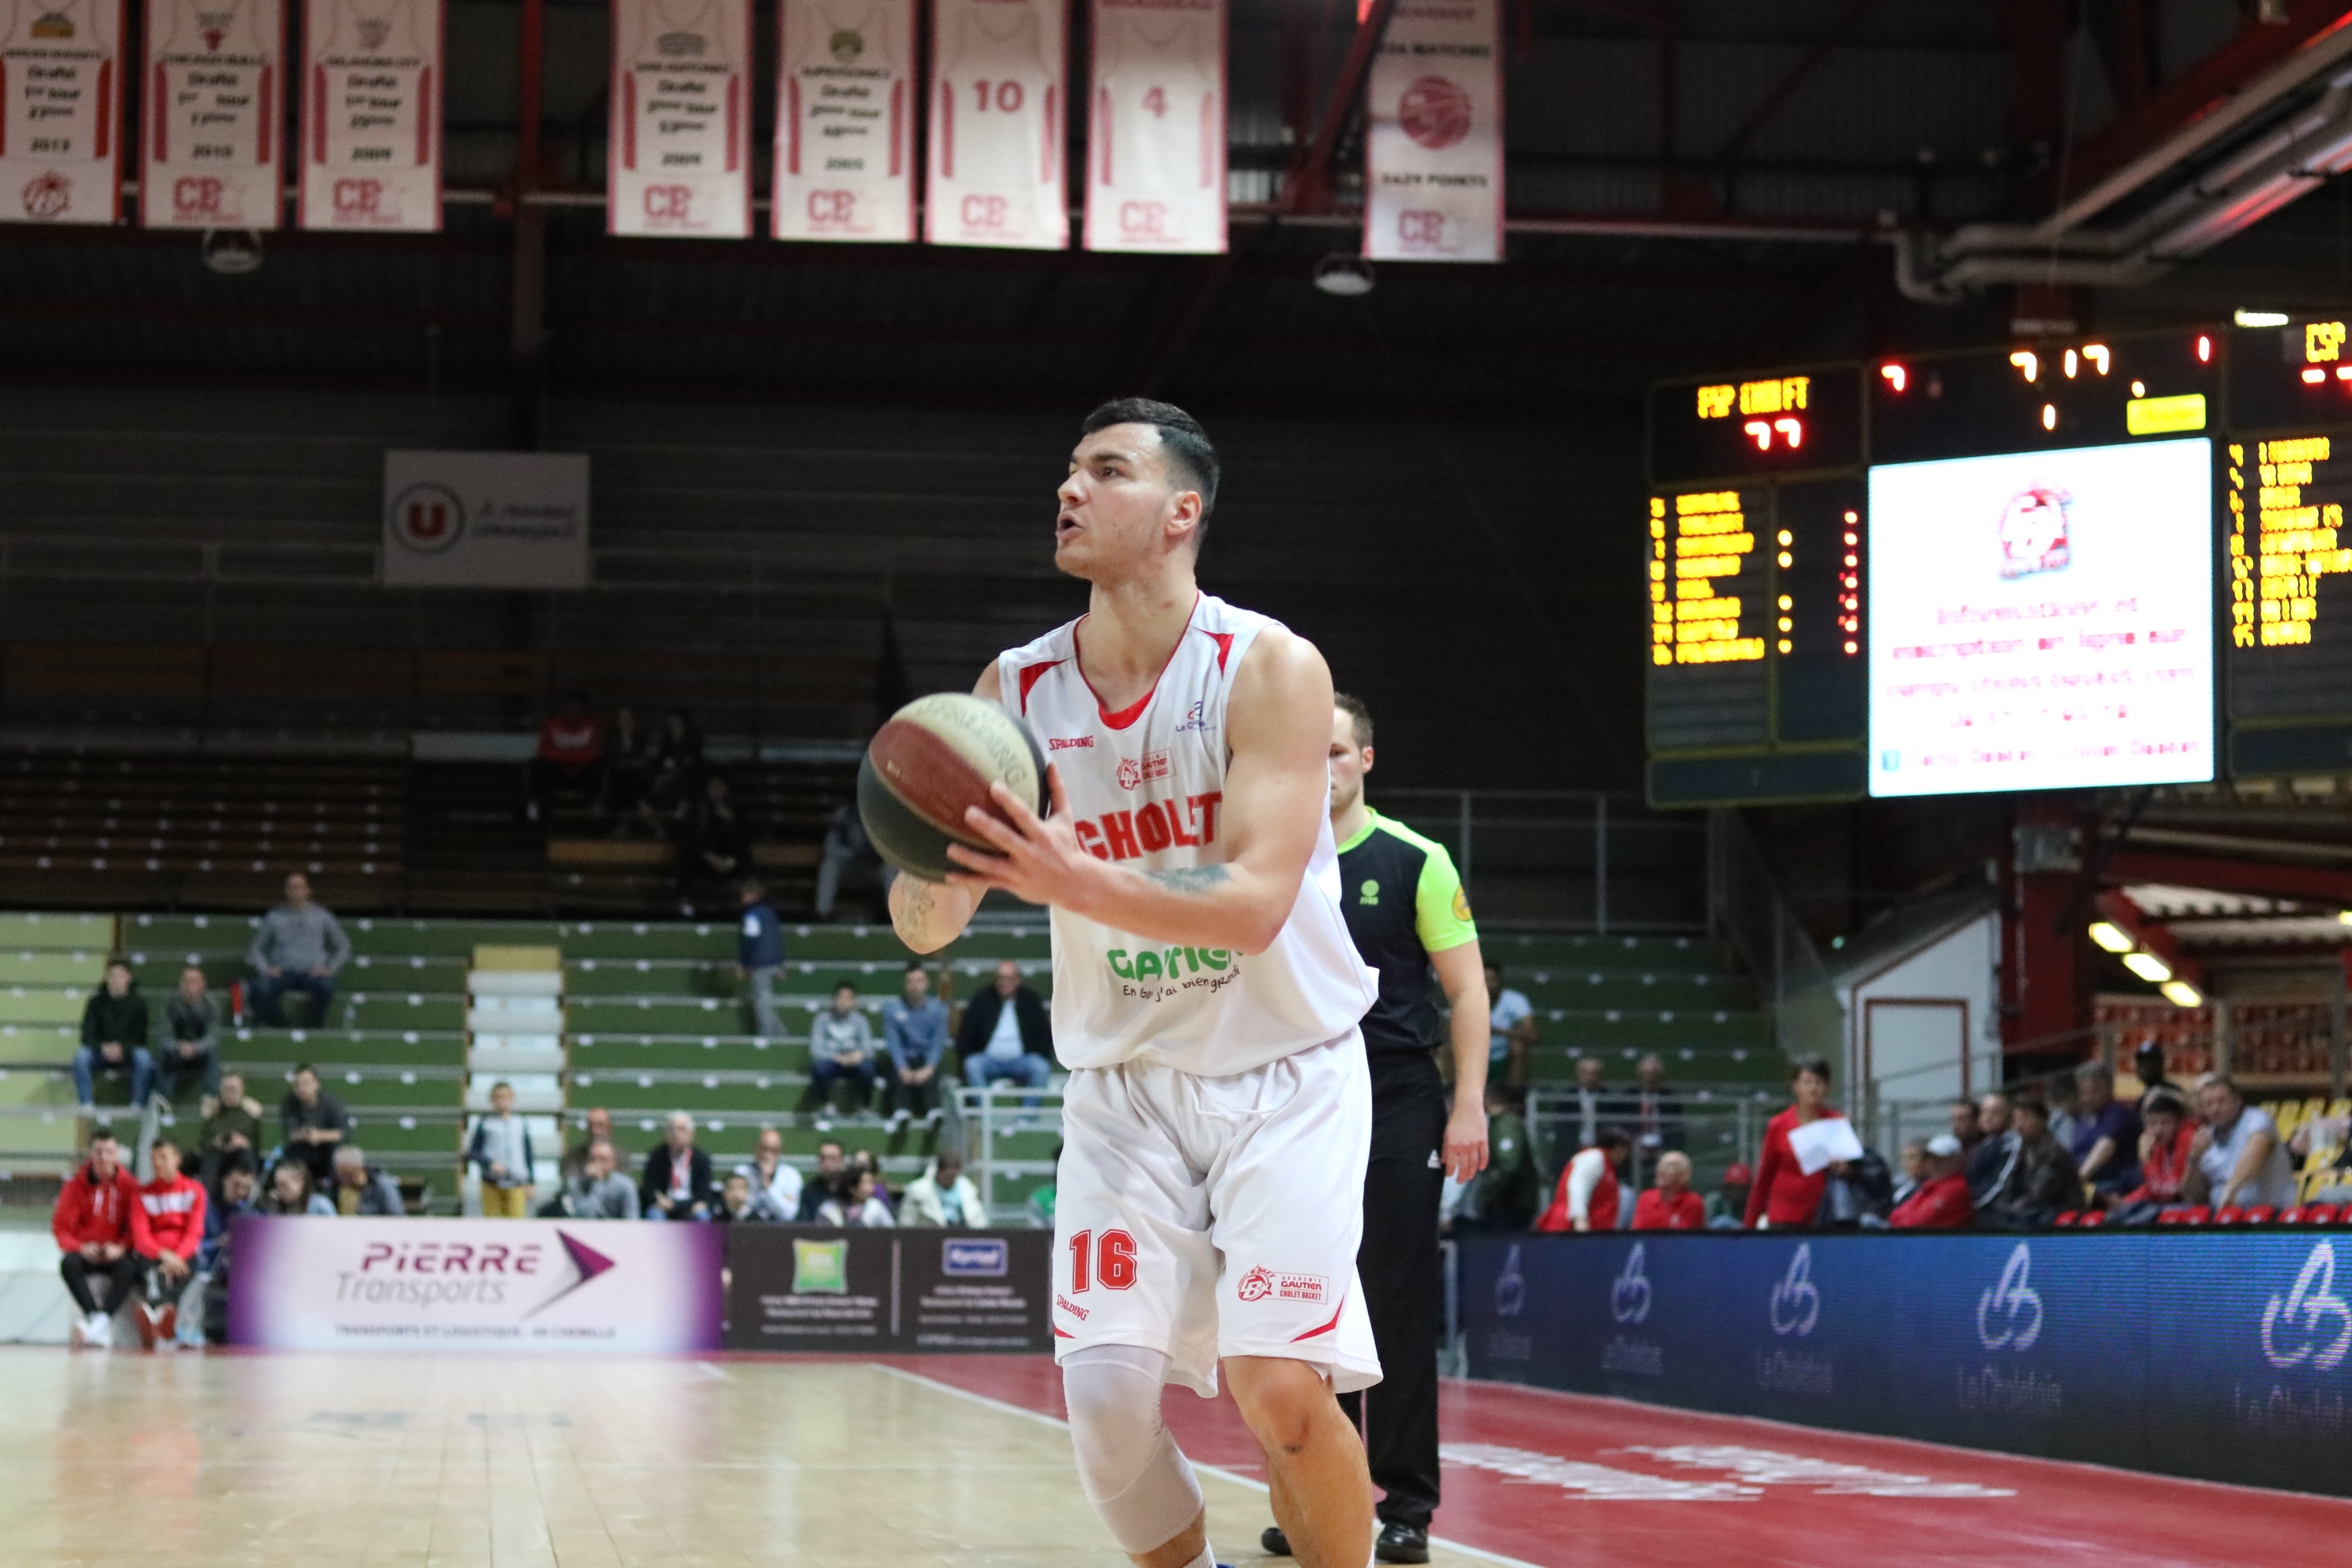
884, 1356, 2352, 1568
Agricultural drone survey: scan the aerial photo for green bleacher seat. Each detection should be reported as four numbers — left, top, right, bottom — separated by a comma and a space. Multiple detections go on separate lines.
345, 994, 468, 1031
0, 952, 108, 986
571, 1037, 806, 1073
0, 1024, 77, 1065
0, 986, 92, 1026
0, 913, 115, 951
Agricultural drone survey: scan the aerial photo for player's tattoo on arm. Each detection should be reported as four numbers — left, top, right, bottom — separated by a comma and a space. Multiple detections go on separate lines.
895, 877, 937, 939
1144, 865, 1231, 895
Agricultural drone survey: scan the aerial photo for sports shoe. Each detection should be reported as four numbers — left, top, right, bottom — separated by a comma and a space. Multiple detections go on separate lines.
156, 1303, 179, 1345
1261, 1526, 1291, 1558
813, 1114, 832, 1133
85, 1311, 112, 1350
134, 1300, 163, 1351
1375, 1523, 1430, 1564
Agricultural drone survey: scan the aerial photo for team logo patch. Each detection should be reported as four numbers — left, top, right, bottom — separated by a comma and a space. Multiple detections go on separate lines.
1453, 887, 1472, 922
31, 9, 74, 37
1117, 751, 1170, 790
1359, 879, 1381, 906
356, 15, 391, 47
1238, 1266, 1325, 1303
1049, 736, 1094, 751
1174, 699, 1212, 733
829, 27, 865, 62
21, 172, 71, 220
657, 28, 707, 55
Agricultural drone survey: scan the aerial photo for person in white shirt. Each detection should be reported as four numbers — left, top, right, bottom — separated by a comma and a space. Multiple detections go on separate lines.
2188, 1075, 2298, 1211
737, 1126, 804, 1222
901, 1150, 984, 1226
1485, 962, 1535, 1087
816, 1166, 895, 1227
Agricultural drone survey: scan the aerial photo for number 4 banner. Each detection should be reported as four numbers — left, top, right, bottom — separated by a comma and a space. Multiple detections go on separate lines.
1363, 0, 1501, 263
1083, 0, 1223, 254
927, 0, 1066, 250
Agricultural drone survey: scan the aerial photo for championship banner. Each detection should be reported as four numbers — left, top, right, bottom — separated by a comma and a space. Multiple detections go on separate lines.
141, 0, 285, 230
298, 0, 440, 231
1362, 0, 1500, 262
0, 0, 123, 226
773, 0, 914, 242
227, 1216, 724, 1352
726, 1227, 1052, 1351
926, 0, 1067, 249
383, 450, 590, 590
609, 0, 752, 238
1082, 0, 1221, 253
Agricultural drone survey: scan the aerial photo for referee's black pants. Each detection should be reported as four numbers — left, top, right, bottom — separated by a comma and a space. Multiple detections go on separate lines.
1337, 1050, 1447, 1531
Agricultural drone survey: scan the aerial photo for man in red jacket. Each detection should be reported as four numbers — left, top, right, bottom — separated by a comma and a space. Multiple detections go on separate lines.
134, 1137, 208, 1350
52, 1129, 141, 1350
1889, 1133, 1973, 1230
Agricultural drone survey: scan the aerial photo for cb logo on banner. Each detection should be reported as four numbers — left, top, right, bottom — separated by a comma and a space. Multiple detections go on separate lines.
2263, 1241, 2352, 1370
1976, 1242, 2045, 1351
1769, 1244, 1819, 1337
1609, 1243, 1652, 1325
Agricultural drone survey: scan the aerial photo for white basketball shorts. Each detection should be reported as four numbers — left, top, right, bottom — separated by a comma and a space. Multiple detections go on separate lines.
1049, 1031, 1381, 1397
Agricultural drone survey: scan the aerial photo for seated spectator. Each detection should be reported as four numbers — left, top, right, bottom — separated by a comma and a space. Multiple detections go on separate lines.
818, 1166, 895, 1227
955, 959, 1050, 1101
195, 1072, 264, 1189
258, 1157, 334, 1216
2069, 1061, 2143, 1195
886, 962, 956, 1136
1889, 1133, 1973, 1229
802, 983, 879, 1131
134, 1137, 206, 1350
2115, 1088, 2195, 1211
1632, 1054, 1683, 1158
1967, 1091, 2018, 1209
1744, 1057, 1849, 1231
198, 1153, 262, 1344
247, 873, 352, 1027
2289, 1106, 2352, 1205
54, 1128, 141, 1350
1633, 1151, 1706, 1230
1892, 1139, 1928, 1207
74, 956, 153, 1110
717, 1172, 756, 1223
328, 1145, 404, 1216
2186, 1074, 2297, 1211
560, 1140, 641, 1219
526, 689, 605, 825
1949, 1096, 1983, 1155
1569, 1055, 1610, 1149
680, 775, 753, 882
635, 709, 707, 835
157, 964, 223, 1106
737, 1127, 803, 1223
564, 1106, 618, 1182
642, 1112, 715, 1221
2132, 1038, 2180, 1104
467, 1080, 536, 1218
1706, 1162, 1751, 1230
1981, 1094, 2079, 1228
601, 706, 651, 819
280, 1063, 352, 1188
814, 802, 880, 922
903, 1151, 984, 1227
2045, 1070, 2080, 1152
1453, 1082, 1540, 1234
847, 1148, 895, 1217
737, 880, 786, 1042
1485, 964, 1536, 1089
1536, 1126, 1630, 1233
793, 1140, 847, 1222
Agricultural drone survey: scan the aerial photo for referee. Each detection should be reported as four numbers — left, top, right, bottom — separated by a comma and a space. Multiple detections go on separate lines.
1266, 692, 1489, 1565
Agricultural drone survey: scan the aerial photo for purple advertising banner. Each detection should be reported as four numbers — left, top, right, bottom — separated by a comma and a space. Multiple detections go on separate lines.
228, 1216, 724, 1353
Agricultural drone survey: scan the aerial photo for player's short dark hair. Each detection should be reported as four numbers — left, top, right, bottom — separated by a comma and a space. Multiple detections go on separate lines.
1334, 692, 1374, 748
1082, 398, 1221, 526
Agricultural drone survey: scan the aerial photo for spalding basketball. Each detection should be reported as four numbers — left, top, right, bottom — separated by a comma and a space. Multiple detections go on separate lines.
858, 692, 1050, 882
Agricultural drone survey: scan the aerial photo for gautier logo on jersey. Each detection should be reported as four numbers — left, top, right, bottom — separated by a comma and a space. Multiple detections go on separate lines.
1073, 790, 1220, 860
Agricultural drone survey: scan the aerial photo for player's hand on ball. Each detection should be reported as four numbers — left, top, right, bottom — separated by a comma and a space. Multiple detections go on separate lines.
945, 764, 1097, 907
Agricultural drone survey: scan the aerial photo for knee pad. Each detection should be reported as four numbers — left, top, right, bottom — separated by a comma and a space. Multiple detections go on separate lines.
1062, 1344, 1204, 1554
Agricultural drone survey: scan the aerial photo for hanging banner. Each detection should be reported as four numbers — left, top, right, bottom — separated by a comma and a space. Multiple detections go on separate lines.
1363, 0, 1500, 262
298, 0, 440, 231
772, 0, 914, 242
926, 0, 1066, 250
609, 0, 752, 237
0, 0, 124, 225
141, 0, 285, 229
1082, 0, 1221, 253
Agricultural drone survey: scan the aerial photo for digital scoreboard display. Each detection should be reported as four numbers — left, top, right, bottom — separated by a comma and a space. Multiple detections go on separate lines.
1649, 366, 1864, 485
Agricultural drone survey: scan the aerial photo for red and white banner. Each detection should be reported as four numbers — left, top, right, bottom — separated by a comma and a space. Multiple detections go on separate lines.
609, 0, 752, 238
0, 0, 123, 225
1363, 0, 1500, 262
141, 0, 285, 229
926, 0, 1066, 249
1083, 0, 1221, 253
298, 0, 440, 231
773, 0, 914, 242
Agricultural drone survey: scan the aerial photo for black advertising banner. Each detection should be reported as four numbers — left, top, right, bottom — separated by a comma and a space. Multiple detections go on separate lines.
725, 1227, 1051, 1352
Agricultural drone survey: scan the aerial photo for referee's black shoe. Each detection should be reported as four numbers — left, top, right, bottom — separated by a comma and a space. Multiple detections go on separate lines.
1260, 1523, 1430, 1563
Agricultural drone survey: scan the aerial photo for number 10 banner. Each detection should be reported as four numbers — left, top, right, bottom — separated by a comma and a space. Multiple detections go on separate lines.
927, 0, 1067, 249
610, 0, 753, 237
1363, 0, 1501, 262
1083, 0, 1223, 253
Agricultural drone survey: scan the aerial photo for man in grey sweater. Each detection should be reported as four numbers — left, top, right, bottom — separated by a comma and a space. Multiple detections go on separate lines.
562, 1140, 640, 1219
246, 873, 352, 1027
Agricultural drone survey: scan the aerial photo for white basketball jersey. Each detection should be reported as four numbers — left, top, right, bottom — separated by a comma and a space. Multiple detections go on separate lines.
144, 0, 282, 229
0, 0, 121, 225
1084, 0, 1221, 252
997, 594, 1377, 1076
927, 0, 1065, 248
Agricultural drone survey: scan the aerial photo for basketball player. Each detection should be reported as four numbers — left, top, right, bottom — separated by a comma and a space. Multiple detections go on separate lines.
890, 398, 1381, 1568
1261, 693, 1486, 1563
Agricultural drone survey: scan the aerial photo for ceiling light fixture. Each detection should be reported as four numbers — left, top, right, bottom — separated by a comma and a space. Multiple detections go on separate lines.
200, 228, 265, 276
2233, 308, 2290, 327
1311, 254, 1375, 297
2160, 979, 2204, 1008
2087, 921, 2135, 953
2122, 951, 2174, 984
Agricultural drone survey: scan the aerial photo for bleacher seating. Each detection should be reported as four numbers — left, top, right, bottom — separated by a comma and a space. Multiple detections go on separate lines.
0, 912, 114, 1172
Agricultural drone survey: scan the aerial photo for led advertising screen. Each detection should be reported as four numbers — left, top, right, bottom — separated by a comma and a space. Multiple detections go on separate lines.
1867, 437, 2214, 797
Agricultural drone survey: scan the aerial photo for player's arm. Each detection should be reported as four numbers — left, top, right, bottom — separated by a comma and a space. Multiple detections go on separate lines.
887, 664, 999, 954
944, 627, 1332, 953
1430, 942, 1490, 1182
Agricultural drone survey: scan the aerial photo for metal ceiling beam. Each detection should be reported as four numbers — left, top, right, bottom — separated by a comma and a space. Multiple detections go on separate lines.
1283, 0, 1400, 215
1710, 0, 1883, 168
2102, 847, 2352, 908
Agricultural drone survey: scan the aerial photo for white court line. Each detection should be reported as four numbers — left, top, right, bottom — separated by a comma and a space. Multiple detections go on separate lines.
692, 1361, 733, 1381
870, 1362, 1548, 1568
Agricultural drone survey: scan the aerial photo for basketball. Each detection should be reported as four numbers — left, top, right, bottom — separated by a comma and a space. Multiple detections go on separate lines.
858, 692, 1049, 881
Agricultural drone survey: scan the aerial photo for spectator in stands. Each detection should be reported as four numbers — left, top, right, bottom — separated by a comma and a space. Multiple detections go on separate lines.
680, 775, 753, 883
1892, 1139, 1928, 1206
815, 802, 880, 921
134, 1137, 205, 1350
1967, 1091, 2018, 1209
561, 1140, 640, 1219
198, 1154, 261, 1344
157, 964, 223, 1106
2070, 1061, 2143, 1196
247, 873, 352, 1027
279, 1064, 352, 1188
1633, 1151, 1706, 1230
903, 1150, 984, 1227
2288, 1110, 2352, 1205
526, 689, 605, 825
717, 1172, 756, 1223
602, 707, 652, 819
74, 956, 153, 1111
884, 963, 956, 1135
1632, 1054, 1683, 1158
642, 1112, 716, 1221
1569, 1057, 1609, 1150
737, 880, 786, 1042
804, 982, 878, 1131
1536, 1126, 1629, 1233
468, 1081, 535, 1218
2132, 1038, 2178, 1104
738, 1127, 803, 1222
328, 1144, 403, 1216
955, 959, 1050, 1103
817, 1165, 895, 1227
1949, 1096, 1983, 1155
1453, 1082, 1540, 1234
1981, 1094, 2080, 1228
2187, 1074, 2298, 1212
847, 1148, 894, 1217
1485, 963, 1536, 1089
258, 1158, 333, 1217
2044, 1070, 2080, 1152
794, 1140, 846, 1222
564, 1106, 618, 1182
634, 709, 706, 835
1889, 1133, 1973, 1229
196, 1071, 264, 1189
1743, 1057, 1849, 1231
54, 1129, 141, 1350
2114, 1088, 2195, 1213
